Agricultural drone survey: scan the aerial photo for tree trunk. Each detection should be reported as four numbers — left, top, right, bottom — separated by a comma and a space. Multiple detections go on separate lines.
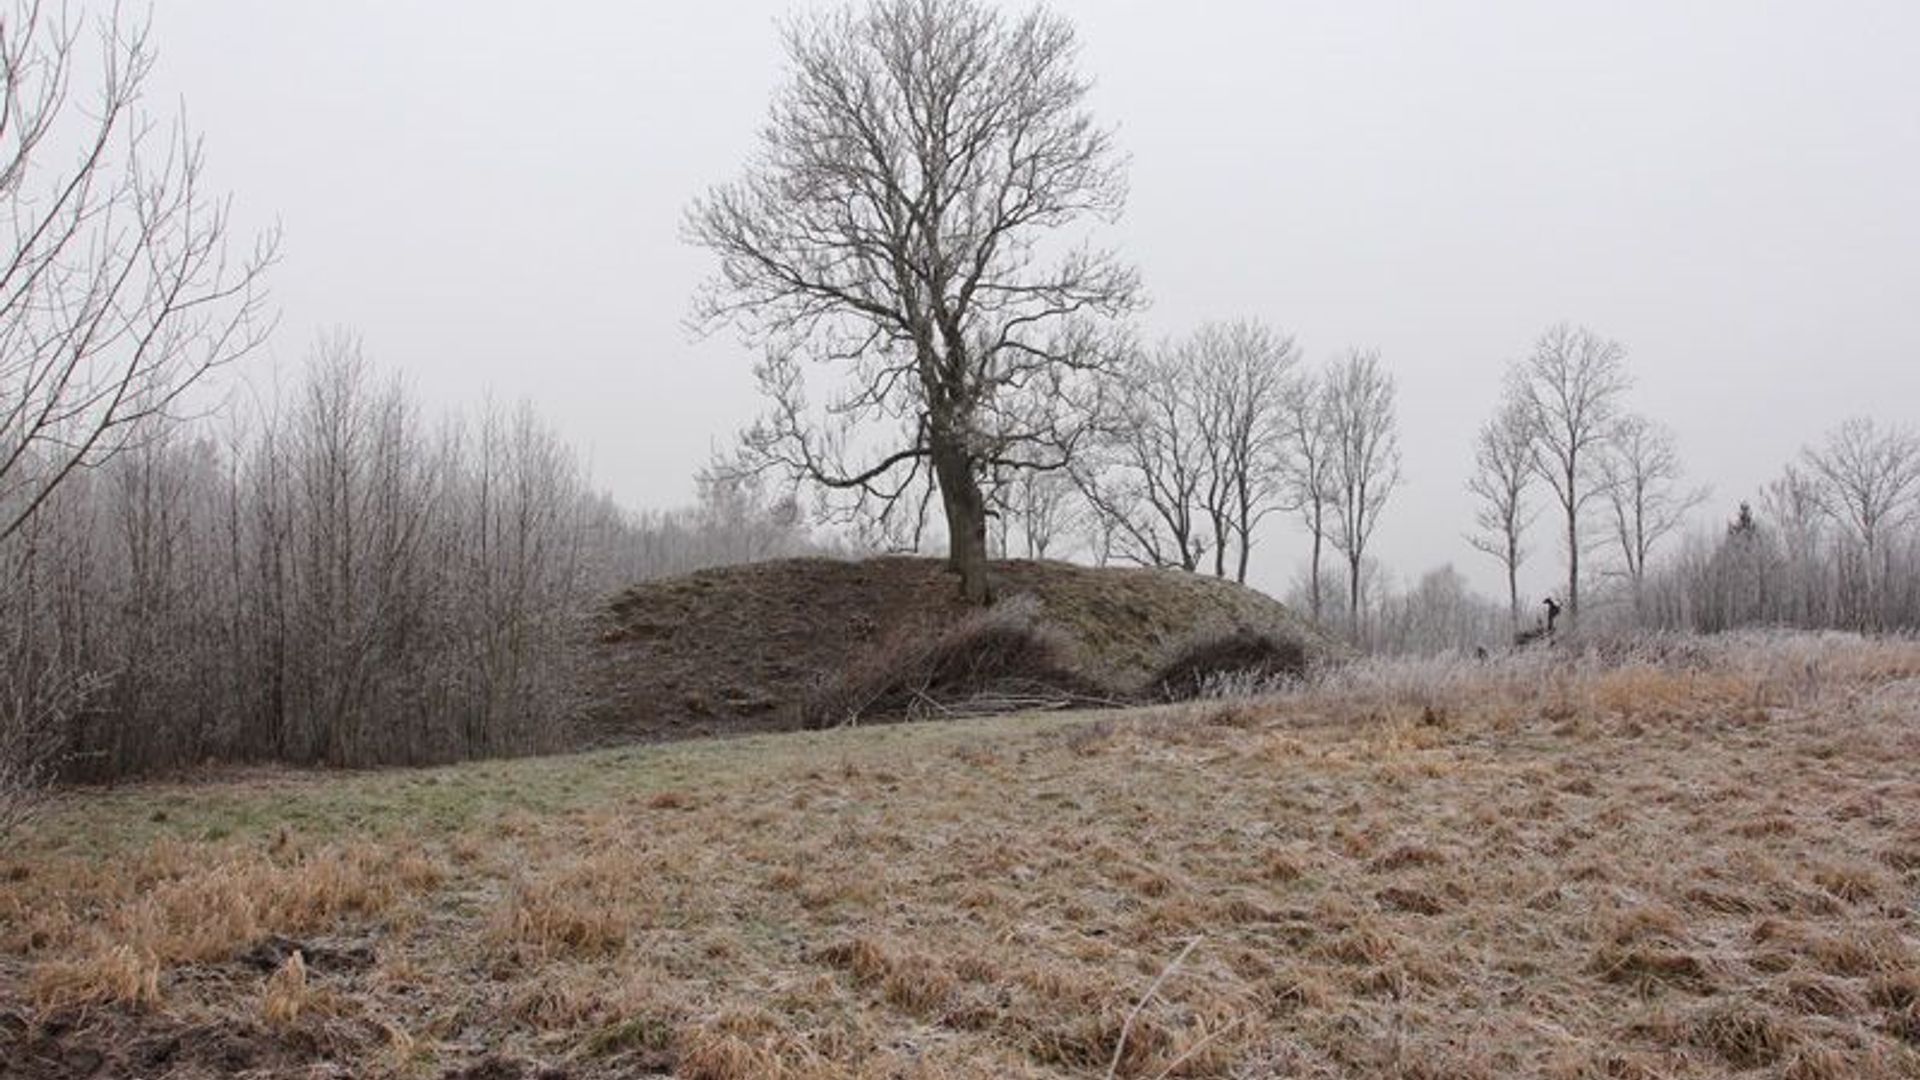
1506, 544, 1520, 633
1563, 454, 1581, 626
1347, 552, 1363, 643
1308, 508, 1324, 620
931, 435, 992, 605
1566, 507, 1580, 625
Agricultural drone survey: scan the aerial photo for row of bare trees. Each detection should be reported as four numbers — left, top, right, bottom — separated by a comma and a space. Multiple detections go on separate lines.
1461, 323, 1920, 637
978, 322, 1403, 640
691, 0, 1914, 652
1635, 418, 1920, 634
2, 337, 827, 782
1071, 322, 1298, 579
1282, 562, 1508, 657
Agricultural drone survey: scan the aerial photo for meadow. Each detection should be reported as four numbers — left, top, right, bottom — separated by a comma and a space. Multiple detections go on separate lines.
5, 632, 1920, 1078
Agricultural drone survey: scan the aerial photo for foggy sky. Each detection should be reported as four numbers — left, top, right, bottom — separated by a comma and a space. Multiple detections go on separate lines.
148, 2, 1920, 602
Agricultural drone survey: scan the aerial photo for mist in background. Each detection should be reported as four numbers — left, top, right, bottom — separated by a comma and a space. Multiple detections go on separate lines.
148, 1, 1920, 600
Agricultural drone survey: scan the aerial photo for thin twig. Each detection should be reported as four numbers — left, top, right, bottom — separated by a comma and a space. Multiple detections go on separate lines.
1107, 936, 1201, 1080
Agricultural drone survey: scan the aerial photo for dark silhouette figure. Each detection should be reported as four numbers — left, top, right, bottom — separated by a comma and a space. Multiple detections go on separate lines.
1513, 597, 1564, 649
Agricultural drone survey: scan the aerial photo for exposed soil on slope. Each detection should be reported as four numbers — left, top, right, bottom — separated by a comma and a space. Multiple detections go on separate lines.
577, 556, 1343, 745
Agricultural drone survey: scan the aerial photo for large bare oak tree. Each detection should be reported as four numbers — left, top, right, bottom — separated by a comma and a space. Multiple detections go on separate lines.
687, 0, 1137, 602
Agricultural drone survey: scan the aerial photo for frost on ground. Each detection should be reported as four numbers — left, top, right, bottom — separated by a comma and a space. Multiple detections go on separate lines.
4, 631, 1920, 1078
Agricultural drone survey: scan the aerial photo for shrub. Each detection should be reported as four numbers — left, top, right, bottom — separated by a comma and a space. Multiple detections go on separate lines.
1147, 631, 1309, 701
794, 597, 1109, 728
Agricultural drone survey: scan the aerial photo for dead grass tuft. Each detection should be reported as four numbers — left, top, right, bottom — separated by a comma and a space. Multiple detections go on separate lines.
260, 949, 309, 1027
1687, 1000, 1798, 1068
489, 848, 653, 960
29, 942, 161, 1009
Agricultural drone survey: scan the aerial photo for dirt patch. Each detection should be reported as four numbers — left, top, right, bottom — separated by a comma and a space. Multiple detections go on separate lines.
235, 934, 375, 975
1, 1008, 336, 1079
579, 556, 1342, 743
0, 1006, 585, 1080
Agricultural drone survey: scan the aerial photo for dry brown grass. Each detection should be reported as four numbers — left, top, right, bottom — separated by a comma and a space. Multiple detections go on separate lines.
4, 631, 1920, 1078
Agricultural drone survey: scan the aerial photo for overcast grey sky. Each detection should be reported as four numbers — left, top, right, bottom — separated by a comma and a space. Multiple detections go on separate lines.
149, 2, 1920, 601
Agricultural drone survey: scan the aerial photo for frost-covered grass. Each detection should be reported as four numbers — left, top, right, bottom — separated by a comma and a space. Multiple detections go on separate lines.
5, 630, 1920, 1078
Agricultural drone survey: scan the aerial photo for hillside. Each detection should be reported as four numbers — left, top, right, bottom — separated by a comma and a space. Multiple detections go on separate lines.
579, 556, 1346, 744
5, 634, 1920, 1078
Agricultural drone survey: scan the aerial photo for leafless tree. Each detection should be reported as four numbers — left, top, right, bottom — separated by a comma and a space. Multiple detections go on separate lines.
1072, 341, 1211, 571
686, 0, 1138, 603
991, 465, 1077, 560
1324, 349, 1401, 640
1758, 464, 1831, 626
1799, 416, 1920, 627
1072, 321, 1296, 579
1465, 395, 1536, 631
1800, 417, 1920, 560
0, 1, 274, 543
1510, 323, 1630, 626
1190, 320, 1298, 583
0, 1, 271, 810
1616, 419, 1920, 636
1367, 564, 1508, 656
1599, 413, 1707, 611
1281, 368, 1337, 620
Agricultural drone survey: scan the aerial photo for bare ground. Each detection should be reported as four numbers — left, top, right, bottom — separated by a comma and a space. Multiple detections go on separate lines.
5, 632, 1920, 1078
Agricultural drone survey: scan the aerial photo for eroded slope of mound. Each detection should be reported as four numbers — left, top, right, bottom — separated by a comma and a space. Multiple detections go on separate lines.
578, 556, 1343, 744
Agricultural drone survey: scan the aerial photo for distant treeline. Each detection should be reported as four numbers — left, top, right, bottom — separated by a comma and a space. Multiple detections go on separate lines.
1, 338, 825, 781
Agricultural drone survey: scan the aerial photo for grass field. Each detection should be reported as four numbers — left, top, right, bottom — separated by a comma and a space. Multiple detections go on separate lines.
5, 632, 1920, 1078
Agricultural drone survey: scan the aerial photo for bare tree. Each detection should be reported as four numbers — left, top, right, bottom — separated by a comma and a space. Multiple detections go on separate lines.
1368, 564, 1508, 657
1800, 417, 1920, 558
1510, 323, 1630, 626
1759, 464, 1830, 626
1465, 395, 1536, 631
1599, 413, 1707, 611
1072, 321, 1296, 579
992, 465, 1076, 559
686, 0, 1138, 603
0, 2, 274, 543
1799, 416, 1920, 627
0, 1, 270, 812
1324, 349, 1402, 640
1625, 426, 1920, 636
1281, 368, 1336, 620
1190, 320, 1298, 583
1072, 341, 1212, 571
